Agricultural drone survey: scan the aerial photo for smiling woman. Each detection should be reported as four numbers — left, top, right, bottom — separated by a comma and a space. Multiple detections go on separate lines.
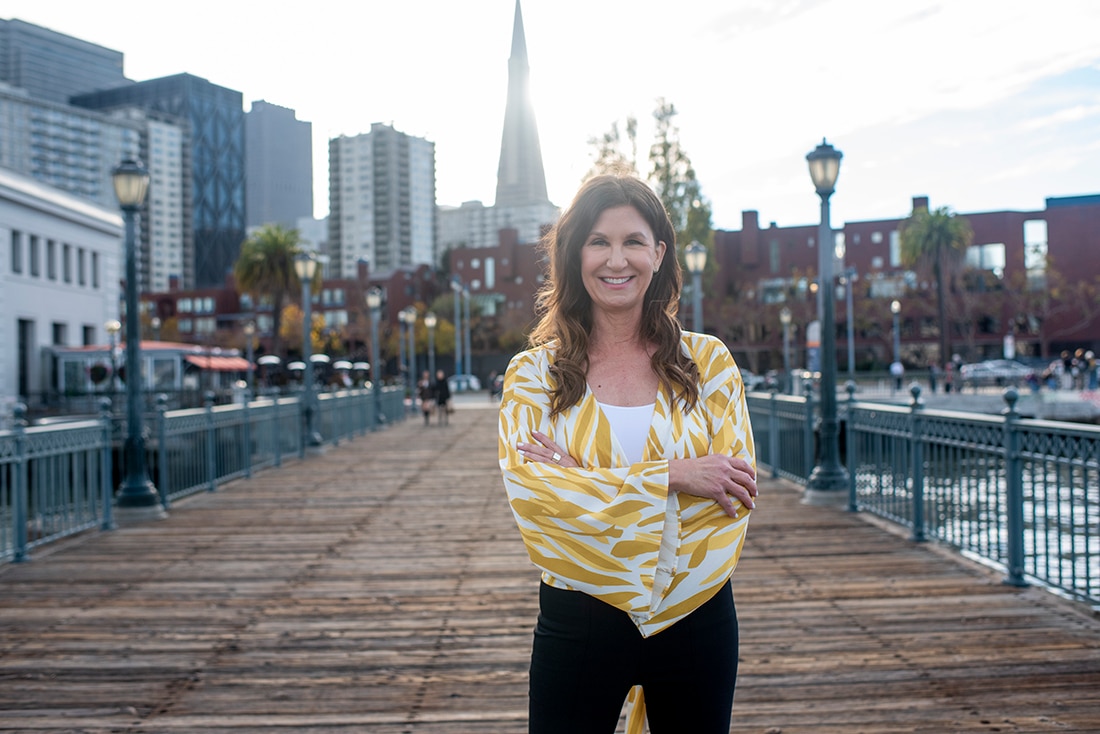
499, 172, 758, 733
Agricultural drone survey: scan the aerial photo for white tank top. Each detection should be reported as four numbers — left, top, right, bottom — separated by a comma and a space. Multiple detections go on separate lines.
598, 402, 656, 464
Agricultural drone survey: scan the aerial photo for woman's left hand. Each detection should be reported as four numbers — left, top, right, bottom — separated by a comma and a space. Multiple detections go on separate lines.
517, 430, 578, 468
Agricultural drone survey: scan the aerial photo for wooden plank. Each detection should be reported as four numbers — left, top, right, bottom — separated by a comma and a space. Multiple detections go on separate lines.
0, 402, 1098, 733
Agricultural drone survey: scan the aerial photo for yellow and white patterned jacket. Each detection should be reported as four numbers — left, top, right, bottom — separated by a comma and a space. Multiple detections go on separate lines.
498, 331, 756, 639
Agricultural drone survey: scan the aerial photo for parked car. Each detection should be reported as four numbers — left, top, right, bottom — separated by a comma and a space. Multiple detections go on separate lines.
739, 368, 767, 391
960, 359, 1034, 386
447, 374, 481, 393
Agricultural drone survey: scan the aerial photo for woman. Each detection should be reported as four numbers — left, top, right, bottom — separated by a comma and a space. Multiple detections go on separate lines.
417, 370, 434, 426
498, 173, 757, 733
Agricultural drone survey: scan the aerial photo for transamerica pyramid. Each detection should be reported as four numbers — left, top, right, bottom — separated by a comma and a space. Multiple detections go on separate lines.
494, 0, 551, 208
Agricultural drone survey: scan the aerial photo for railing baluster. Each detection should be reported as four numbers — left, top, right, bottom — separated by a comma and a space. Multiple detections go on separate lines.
99, 399, 114, 530
1002, 388, 1027, 587
12, 403, 29, 562
205, 391, 217, 493
910, 384, 926, 542
157, 395, 170, 510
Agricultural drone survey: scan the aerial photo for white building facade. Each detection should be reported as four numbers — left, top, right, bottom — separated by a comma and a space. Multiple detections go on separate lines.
327, 123, 436, 278
437, 199, 558, 252
0, 168, 122, 417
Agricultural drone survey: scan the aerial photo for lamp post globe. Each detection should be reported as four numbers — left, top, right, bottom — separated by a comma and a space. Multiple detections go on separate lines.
685, 241, 707, 333
150, 315, 162, 341
424, 311, 438, 381
803, 139, 850, 502
111, 158, 162, 514
294, 253, 322, 447
366, 288, 384, 426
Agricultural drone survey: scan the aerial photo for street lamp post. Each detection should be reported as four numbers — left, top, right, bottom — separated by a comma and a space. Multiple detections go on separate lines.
243, 321, 256, 396
111, 158, 162, 514
404, 307, 417, 413
463, 287, 471, 384
804, 139, 849, 502
105, 319, 121, 396
891, 299, 902, 393
366, 288, 384, 426
451, 277, 463, 378
150, 316, 161, 341
685, 241, 707, 333
294, 253, 322, 447
843, 267, 856, 379
780, 307, 792, 394
424, 312, 437, 381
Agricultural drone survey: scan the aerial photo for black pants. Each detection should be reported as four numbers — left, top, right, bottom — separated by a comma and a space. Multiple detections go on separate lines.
529, 580, 738, 733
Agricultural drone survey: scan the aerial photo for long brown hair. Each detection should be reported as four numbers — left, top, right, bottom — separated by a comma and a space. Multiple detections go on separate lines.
529, 173, 700, 418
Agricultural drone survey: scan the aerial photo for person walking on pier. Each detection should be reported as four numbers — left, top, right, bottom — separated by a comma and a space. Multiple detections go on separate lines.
432, 369, 452, 426
498, 173, 758, 734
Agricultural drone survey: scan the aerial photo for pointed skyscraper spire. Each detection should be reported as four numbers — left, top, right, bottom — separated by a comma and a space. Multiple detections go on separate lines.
495, 0, 550, 207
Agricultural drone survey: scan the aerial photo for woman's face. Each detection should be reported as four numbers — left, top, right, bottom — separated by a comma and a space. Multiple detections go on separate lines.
580, 205, 665, 318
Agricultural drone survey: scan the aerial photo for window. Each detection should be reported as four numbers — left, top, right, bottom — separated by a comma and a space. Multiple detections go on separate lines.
29, 236, 41, 277
83, 325, 95, 346
966, 243, 1006, 278
91, 252, 99, 288
63, 244, 72, 283
1024, 219, 1047, 291
77, 248, 86, 286
47, 240, 57, 280
11, 230, 23, 274
52, 322, 67, 346
889, 231, 901, 268
178, 298, 193, 313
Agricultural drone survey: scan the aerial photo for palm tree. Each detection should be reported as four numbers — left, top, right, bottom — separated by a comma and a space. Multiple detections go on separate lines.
234, 224, 306, 358
899, 206, 973, 364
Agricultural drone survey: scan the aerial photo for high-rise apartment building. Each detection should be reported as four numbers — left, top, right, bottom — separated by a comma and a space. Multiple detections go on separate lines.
328, 123, 436, 278
0, 18, 129, 105
73, 73, 246, 289
245, 100, 313, 230
0, 82, 141, 210
437, 0, 557, 252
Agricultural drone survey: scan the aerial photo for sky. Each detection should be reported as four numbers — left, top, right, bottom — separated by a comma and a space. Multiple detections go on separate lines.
5, 0, 1100, 231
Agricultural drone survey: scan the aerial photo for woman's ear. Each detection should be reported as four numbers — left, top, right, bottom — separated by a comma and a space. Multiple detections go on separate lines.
654, 240, 667, 272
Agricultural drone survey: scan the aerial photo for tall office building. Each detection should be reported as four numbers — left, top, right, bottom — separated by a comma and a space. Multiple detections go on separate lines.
0, 83, 141, 211
328, 123, 436, 278
437, 0, 557, 252
73, 73, 246, 289
0, 18, 129, 105
245, 100, 313, 230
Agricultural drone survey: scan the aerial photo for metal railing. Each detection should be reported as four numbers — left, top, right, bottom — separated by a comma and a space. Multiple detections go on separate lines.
747, 384, 1100, 607
1, 386, 405, 562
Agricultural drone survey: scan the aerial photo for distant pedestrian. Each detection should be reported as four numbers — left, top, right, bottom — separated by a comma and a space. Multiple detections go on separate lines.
417, 371, 434, 426
433, 369, 452, 426
890, 360, 905, 393
928, 363, 940, 394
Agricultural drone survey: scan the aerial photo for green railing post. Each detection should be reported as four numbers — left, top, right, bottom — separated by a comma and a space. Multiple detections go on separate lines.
909, 383, 926, 542
205, 391, 217, 492
769, 390, 780, 479
803, 380, 815, 480
157, 394, 170, 509
1002, 388, 1028, 587
846, 381, 858, 512
242, 392, 252, 479
273, 397, 282, 468
99, 399, 115, 530
12, 403, 29, 562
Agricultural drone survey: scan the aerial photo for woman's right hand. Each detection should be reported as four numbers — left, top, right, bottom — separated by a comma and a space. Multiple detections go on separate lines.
668, 454, 757, 518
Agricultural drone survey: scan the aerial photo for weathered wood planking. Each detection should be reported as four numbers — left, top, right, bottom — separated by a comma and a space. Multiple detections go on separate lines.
0, 402, 1098, 733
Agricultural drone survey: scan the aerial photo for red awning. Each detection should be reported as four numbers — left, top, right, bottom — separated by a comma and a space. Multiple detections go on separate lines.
184, 355, 252, 372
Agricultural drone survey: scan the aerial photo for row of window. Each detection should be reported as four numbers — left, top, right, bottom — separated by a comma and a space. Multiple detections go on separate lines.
9, 229, 100, 288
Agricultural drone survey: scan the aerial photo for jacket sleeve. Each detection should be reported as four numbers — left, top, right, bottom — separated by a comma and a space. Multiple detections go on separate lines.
497, 351, 672, 615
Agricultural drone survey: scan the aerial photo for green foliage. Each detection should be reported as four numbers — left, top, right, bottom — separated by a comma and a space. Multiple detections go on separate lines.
899, 206, 973, 362
586, 99, 713, 260
234, 224, 309, 358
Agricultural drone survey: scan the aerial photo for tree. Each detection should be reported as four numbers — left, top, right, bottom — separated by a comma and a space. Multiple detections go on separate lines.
586, 99, 714, 273
649, 98, 712, 258
899, 206, 973, 363
585, 115, 639, 180
234, 224, 307, 359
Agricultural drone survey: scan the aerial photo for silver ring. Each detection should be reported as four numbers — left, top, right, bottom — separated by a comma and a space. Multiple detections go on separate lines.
552, 452, 562, 463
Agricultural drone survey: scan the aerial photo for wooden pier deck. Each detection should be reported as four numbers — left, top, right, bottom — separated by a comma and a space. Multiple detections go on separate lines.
1, 399, 1098, 733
